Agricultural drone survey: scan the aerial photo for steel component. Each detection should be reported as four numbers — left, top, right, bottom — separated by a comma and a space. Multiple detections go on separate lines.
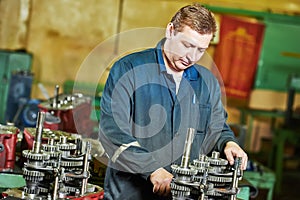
170, 128, 244, 200
171, 128, 199, 200
18, 112, 102, 200
181, 128, 195, 168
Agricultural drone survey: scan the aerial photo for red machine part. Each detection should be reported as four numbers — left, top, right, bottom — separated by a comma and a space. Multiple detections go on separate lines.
0, 125, 19, 172
69, 185, 104, 200
38, 94, 96, 137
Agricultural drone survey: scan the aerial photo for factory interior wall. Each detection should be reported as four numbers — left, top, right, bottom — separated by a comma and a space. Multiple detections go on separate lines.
0, 0, 300, 125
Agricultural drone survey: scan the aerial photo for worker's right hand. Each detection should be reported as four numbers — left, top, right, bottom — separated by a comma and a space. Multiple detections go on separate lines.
150, 167, 173, 196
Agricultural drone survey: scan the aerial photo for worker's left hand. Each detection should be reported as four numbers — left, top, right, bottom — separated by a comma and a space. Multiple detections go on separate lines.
224, 141, 248, 170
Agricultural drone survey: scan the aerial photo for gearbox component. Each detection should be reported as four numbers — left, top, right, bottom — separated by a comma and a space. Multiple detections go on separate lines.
171, 128, 243, 200
0, 124, 19, 172
12, 111, 104, 200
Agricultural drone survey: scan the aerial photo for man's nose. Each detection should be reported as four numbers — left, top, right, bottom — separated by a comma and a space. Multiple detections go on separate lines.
187, 48, 199, 63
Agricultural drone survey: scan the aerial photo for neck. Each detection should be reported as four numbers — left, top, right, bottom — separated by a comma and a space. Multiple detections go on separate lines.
162, 48, 183, 76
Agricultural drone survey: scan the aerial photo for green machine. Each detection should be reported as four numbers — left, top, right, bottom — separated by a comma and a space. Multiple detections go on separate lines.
0, 50, 32, 124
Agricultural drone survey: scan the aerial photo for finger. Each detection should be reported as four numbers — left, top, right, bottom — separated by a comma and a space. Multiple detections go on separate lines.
157, 184, 166, 196
153, 183, 159, 193
164, 178, 172, 195
242, 155, 248, 170
225, 151, 235, 165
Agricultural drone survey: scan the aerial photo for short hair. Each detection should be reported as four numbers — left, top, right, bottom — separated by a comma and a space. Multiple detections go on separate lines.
171, 3, 217, 36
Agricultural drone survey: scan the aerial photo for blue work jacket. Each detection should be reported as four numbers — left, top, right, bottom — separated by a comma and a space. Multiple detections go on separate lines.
99, 39, 237, 200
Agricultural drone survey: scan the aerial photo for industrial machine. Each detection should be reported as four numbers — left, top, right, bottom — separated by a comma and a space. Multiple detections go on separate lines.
170, 128, 243, 200
0, 124, 19, 172
38, 85, 96, 138
1, 112, 104, 200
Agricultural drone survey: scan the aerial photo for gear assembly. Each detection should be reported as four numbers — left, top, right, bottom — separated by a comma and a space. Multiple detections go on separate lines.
170, 128, 243, 200
1, 112, 103, 200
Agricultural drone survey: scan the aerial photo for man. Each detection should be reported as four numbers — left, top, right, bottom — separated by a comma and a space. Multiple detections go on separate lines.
99, 3, 247, 200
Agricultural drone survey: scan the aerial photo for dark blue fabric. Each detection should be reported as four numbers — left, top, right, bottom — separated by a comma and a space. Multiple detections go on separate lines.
99, 39, 236, 200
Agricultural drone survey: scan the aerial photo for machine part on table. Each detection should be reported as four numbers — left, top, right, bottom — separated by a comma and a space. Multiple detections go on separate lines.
38, 85, 95, 137
170, 128, 198, 199
8, 111, 104, 200
0, 124, 19, 172
21, 127, 78, 153
171, 128, 243, 200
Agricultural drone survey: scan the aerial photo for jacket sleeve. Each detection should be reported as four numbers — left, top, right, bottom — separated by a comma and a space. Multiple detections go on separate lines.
99, 59, 159, 180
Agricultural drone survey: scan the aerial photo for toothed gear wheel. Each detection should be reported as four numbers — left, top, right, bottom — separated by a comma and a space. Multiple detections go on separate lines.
24, 187, 39, 194
190, 161, 208, 174
193, 159, 209, 169
170, 182, 191, 192
207, 157, 228, 166
46, 151, 61, 158
23, 168, 45, 177
23, 175, 44, 182
60, 160, 83, 167
170, 182, 191, 197
45, 159, 59, 167
59, 143, 77, 150
39, 187, 49, 193
42, 144, 58, 152
22, 150, 50, 160
171, 190, 191, 198
207, 175, 232, 183
171, 165, 197, 176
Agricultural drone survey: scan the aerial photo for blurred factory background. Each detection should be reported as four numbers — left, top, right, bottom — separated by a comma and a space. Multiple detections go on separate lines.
0, 0, 300, 199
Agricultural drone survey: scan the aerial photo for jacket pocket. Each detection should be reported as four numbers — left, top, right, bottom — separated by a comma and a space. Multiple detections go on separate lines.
191, 103, 211, 133
190, 103, 211, 160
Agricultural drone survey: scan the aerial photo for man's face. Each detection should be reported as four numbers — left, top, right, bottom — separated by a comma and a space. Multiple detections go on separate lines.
164, 24, 213, 72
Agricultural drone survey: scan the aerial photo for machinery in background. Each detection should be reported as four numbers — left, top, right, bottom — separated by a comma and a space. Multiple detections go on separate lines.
4, 71, 37, 130
170, 128, 243, 200
0, 50, 32, 125
0, 124, 19, 172
38, 85, 96, 138
1, 112, 104, 200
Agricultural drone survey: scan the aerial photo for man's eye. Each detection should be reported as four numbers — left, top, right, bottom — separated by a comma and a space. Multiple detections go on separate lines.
198, 48, 205, 53
183, 42, 191, 48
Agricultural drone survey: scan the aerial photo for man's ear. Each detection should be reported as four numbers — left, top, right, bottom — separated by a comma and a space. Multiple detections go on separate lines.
165, 23, 174, 39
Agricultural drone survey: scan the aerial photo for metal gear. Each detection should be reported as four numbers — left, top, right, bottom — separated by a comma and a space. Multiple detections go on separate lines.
24, 187, 39, 195
193, 159, 209, 169
60, 160, 83, 167
22, 150, 50, 160
170, 182, 191, 197
42, 143, 58, 152
207, 157, 228, 166
207, 175, 232, 183
171, 164, 198, 176
207, 151, 228, 166
23, 168, 45, 177
59, 143, 77, 151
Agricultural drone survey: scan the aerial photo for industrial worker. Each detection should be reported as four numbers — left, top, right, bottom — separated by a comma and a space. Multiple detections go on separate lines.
99, 3, 248, 200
